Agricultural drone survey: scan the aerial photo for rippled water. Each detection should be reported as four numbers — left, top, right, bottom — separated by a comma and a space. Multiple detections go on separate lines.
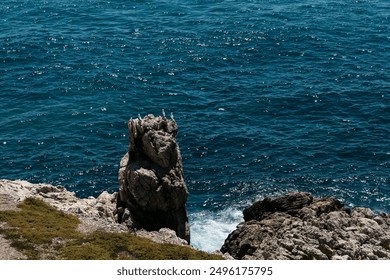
1, 0, 389, 251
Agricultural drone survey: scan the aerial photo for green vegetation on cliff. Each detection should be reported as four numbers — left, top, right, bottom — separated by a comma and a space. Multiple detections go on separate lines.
0, 198, 222, 260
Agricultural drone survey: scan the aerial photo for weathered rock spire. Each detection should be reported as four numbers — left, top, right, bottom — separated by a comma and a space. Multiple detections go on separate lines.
117, 113, 190, 243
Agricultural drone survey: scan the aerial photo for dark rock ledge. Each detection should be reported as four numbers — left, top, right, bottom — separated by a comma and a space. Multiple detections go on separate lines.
221, 192, 390, 260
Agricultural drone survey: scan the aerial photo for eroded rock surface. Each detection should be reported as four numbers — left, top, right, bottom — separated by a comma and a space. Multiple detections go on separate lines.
0, 179, 127, 234
117, 114, 190, 243
0, 179, 190, 257
221, 192, 390, 260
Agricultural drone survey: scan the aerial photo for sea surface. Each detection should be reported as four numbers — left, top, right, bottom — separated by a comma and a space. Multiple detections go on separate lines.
1, 0, 389, 251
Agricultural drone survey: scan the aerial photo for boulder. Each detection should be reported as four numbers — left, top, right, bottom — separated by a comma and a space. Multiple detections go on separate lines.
117, 114, 190, 243
221, 192, 390, 260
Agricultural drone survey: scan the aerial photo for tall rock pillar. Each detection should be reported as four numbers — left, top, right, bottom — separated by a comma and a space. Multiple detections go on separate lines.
117, 114, 190, 243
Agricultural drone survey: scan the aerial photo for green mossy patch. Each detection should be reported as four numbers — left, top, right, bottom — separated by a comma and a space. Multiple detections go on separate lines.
0, 197, 82, 259
59, 231, 222, 260
0, 198, 223, 260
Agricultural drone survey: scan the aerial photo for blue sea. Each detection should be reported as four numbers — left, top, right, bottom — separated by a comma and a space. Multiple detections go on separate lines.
1, 0, 389, 251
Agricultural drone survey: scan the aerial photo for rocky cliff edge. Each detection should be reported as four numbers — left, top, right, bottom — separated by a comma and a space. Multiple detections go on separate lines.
221, 192, 390, 260
0, 179, 191, 260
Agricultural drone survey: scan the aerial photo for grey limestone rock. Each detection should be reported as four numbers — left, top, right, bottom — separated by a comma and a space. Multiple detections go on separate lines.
117, 114, 190, 243
221, 192, 390, 260
0, 179, 193, 250
0, 179, 128, 235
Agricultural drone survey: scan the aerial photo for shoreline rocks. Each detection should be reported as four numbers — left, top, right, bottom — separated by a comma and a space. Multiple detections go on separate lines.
1, 180, 389, 260
221, 192, 390, 260
0, 179, 189, 249
0, 114, 192, 260
116, 114, 190, 243
1, 115, 388, 260
0, 179, 128, 234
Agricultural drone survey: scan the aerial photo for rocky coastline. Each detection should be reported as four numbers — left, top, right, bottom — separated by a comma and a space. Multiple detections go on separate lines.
0, 114, 200, 260
1, 179, 389, 260
221, 192, 390, 260
1, 114, 389, 260
0, 179, 190, 258
0, 179, 193, 243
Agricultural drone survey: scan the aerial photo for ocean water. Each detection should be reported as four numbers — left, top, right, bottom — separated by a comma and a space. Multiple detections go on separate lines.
1, 0, 389, 251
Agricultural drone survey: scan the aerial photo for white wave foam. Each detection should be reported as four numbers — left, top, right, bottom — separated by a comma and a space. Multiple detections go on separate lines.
189, 207, 243, 252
